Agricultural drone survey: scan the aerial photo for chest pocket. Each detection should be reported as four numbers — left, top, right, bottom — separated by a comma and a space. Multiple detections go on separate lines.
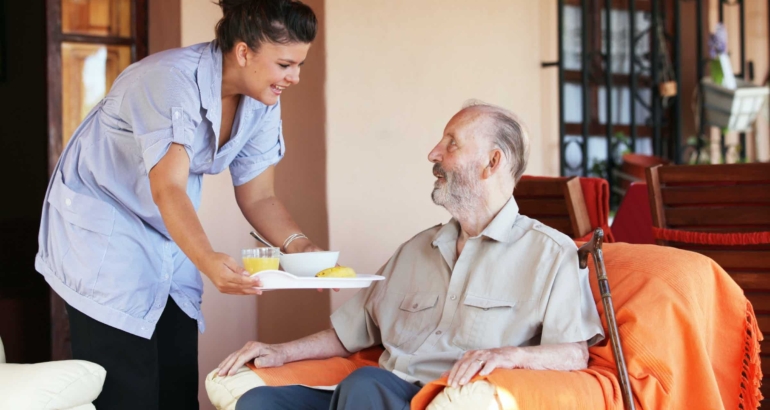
451, 294, 520, 350
387, 292, 440, 353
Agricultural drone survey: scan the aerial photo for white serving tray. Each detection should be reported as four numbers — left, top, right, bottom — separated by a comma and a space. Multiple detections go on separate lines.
251, 270, 385, 290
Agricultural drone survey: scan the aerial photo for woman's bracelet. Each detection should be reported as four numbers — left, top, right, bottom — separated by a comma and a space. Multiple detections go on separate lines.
282, 233, 308, 253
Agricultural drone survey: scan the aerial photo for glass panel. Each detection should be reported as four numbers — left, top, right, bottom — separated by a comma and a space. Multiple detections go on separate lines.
61, 43, 131, 146
634, 137, 653, 155
635, 12, 652, 77
563, 83, 583, 123
562, 6, 582, 71
62, 0, 132, 37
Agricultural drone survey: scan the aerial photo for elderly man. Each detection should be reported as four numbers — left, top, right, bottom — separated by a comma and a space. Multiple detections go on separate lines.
220, 102, 604, 409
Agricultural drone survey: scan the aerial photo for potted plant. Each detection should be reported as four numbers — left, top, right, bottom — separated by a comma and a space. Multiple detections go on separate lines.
701, 23, 769, 132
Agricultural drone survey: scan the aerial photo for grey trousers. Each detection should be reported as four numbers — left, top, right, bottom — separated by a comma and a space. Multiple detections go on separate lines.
235, 366, 422, 410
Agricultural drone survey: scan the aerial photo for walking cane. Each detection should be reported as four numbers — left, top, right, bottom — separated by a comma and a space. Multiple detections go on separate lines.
578, 228, 635, 410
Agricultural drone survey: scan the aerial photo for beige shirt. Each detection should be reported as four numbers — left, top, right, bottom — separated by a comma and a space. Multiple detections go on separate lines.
331, 197, 604, 385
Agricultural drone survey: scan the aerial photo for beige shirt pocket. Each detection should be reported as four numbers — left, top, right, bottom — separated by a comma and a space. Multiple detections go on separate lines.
451, 294, 529, 351
383, 292, 440, 353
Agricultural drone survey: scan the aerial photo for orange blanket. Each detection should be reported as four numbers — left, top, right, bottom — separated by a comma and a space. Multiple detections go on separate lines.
412, 243, 762, 409
247, 243, 762, 409
246, 346, 381, 387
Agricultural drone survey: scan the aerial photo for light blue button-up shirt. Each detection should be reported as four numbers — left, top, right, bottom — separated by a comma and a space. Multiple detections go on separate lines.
35, 41, 285, 339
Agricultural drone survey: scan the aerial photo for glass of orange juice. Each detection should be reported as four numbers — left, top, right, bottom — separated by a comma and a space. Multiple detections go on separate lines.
242, 248, 280, 275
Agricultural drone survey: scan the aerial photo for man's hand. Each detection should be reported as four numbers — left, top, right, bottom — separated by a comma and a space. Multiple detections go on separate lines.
447, 348, 515, 388
199, 252, 263, 295
447, 342, 589, 387
217, 341, 286, 377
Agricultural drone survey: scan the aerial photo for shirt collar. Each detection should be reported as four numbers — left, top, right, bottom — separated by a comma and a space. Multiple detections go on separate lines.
480, 196, 520, 243
431, 196, 520, 247
197, 41, 222, 132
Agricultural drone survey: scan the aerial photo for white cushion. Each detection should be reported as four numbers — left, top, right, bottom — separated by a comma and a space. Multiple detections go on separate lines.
427, 380, 502, 410
205, 367, 266, 410
0, 360, 105, 409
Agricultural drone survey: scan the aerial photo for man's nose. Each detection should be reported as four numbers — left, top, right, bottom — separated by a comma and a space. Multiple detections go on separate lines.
428, 145, 442, 163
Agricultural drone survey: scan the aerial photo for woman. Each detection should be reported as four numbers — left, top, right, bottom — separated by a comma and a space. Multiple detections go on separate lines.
35, 1, 319, 408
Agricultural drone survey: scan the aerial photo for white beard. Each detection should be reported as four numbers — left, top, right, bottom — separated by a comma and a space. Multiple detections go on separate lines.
431, 161, 487, 216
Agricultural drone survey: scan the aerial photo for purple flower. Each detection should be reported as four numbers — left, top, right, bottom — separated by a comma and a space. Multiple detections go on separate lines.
708, 23, 728, 59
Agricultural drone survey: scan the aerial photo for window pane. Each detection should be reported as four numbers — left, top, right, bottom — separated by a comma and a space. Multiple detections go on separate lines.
562, 6, 582, 71
61, 43, 131, 146
62, 0, 131, 37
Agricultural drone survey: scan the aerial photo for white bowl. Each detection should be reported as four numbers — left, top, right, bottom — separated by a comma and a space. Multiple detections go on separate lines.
279, 251, 340, 277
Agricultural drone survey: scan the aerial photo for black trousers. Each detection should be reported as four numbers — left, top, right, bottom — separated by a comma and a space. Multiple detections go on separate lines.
66, 297, 199, 410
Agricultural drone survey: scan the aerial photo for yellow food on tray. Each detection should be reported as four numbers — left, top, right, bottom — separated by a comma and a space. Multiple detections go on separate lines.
315, 266, 357, 278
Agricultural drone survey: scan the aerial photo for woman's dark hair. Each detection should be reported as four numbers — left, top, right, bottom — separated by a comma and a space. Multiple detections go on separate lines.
215, 0, 317, 53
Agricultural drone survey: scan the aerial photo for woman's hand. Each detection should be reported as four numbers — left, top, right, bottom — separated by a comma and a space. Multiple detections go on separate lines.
287, 237, 324, 253
198, 252, 263, 295
217, 341, 286, 376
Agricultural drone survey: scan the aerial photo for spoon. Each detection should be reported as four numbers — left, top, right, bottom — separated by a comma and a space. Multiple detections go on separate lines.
249, 231, 284, 255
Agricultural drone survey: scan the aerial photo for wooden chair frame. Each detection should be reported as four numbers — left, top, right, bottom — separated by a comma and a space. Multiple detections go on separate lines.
645, 162, 770, 399
516, 176, 592, 239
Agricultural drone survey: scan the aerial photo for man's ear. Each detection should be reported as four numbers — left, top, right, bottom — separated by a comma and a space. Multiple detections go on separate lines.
482, 149, 503, 179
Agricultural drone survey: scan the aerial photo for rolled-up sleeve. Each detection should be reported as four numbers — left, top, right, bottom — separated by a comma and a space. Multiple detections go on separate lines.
229, 101, 285, 186
330, 288, 382, 353
119, 68, 200, 173
329, 258, 393, 353
540, 249, 605, 347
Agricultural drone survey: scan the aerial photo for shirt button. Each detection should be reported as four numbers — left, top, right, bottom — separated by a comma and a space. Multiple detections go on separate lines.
174, 111, 181, 119
435, 330, 442, 335
206, 158, 212, 163
140, 326, 146, 331
412, 303, 418, 309
163, 274, 169, 280
65, 198, 72, 206
156, 303, 162, 308
450, 295, 457, 301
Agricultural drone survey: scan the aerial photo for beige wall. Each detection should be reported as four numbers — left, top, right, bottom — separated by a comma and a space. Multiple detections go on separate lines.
539, 0, 562, 176
324, 0, 547, 308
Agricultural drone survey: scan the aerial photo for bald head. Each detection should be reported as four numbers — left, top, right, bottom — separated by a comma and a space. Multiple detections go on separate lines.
458, 101, 530, 184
